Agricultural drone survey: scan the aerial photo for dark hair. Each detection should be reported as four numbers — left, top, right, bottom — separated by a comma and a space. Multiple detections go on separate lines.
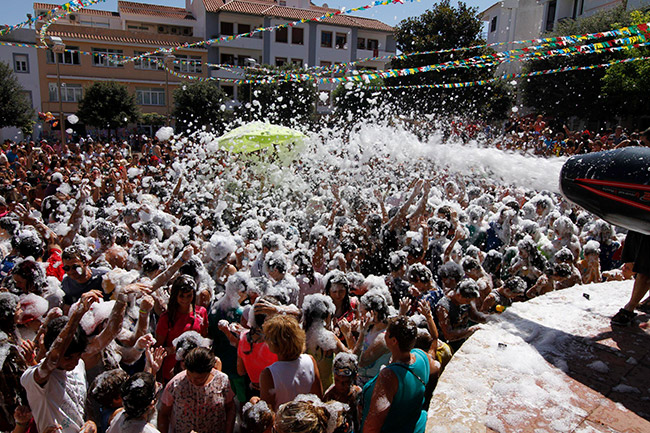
121, 372, 156, 419
167, 275, 197, 327
457, 279, 480, 299
0, 217, 20, 236
482, 250, 503, 276
62, 244, 90, 263
0, 292, 19, 332
114, 227, 130, 247
44, 316, 88, 356
387, 316, 418, 353
407, 263, 433, 284
359, 290, 389, 322
554, 248, 574, 263
15, 231, 44, 259
553, 262, 573, 278
325, 271, 352, 317
438, 261, 463, 281
90, 369, 129, 408
12, 259, 46, 295
461, 256, 480, 273
184, 347, 216, 374
504, 276, 527, 294
241, 400, 274, 433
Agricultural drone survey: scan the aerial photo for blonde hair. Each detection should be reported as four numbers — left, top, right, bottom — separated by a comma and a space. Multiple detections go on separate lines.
263, 315, 305, 360
275, 400, 328, 433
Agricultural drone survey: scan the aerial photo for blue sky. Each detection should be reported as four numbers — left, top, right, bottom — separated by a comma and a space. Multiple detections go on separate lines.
5, 0, 495, 28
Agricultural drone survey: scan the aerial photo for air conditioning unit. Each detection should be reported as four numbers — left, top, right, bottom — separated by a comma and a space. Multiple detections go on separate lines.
69, 14, 76, 21
170, 27, 179, 34
158, 25, 168, 34
182, 28, 192, 36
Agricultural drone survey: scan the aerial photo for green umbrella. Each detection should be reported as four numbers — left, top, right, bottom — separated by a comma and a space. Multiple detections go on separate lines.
216, 121, 307, 154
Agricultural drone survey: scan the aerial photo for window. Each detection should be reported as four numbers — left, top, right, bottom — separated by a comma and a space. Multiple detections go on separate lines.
357, 38, 366, 50
367, 39, 379, 50
49, 83, 83, 102
490, 16, 498, 33
279, 0, 286, 5
47, 47, 80, 65
291, 58, 303, 67
92, 48, 123, 67
136, 88, 165, 106
335, 33, 347, 49
292, 27, 304, 45
320, 61, 332, 68
221, 54, 235, 65
321, 31, 332, 48
174, 55, 202, 73
276, 27, 288, 43
239, 24, 250, 34
13, 54, 28, 73
221, 22, 234, 36
545, 1, 557, 32
134, 51, 162, 70
275, 57, 287, 67
221, 85, 234, 98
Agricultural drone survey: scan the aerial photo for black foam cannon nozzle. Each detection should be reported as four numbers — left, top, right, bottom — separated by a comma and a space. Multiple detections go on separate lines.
560, 147, 650, 235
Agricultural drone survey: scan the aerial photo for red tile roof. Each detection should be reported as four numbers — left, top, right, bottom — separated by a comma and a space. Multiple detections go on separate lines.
213, 0, 392, 32
33, 2, 119, 17
118, 1, 196, 20
44, 23, 206, 48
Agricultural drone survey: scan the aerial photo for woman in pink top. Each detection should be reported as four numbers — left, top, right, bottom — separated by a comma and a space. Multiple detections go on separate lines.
158, 347, 235, 433
156, 275, 208, 382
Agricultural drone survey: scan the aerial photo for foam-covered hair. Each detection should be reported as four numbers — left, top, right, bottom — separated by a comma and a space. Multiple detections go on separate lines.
172, 330, 212, 362
205, 233, 236, 263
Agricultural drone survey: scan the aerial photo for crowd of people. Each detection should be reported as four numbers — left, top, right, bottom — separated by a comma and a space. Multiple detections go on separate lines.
445, 115, 647, 157
0, 120, 646, 433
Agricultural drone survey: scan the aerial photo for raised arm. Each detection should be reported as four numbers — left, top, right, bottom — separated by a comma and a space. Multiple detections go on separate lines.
35, 290, 101, 385
60, 183, 92, 248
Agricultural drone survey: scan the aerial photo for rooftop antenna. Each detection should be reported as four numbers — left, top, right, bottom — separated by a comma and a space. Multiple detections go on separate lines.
26, 13, 33, 29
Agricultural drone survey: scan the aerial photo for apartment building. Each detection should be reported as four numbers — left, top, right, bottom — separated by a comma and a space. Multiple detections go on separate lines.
0, 28, 42, 141
34, 1, 208, 135
186, 0, 396, 110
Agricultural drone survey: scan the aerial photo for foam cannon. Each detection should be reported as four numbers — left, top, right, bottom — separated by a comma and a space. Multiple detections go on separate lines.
560, 147, 650, 235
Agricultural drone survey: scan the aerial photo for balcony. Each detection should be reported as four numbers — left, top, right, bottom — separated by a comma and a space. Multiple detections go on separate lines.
209, 34, 263, 51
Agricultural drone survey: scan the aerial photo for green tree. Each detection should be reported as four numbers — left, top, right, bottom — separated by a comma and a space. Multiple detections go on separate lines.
237, 64, 317, 127
0, 61, 35, 135
77, 81, 140, 130
600, 10, 650, 125
520, 5, 638, 122
140, 112, 167, 127
172, 80, 231, 133
332, 78, 386, 121
388, 0, 512, 119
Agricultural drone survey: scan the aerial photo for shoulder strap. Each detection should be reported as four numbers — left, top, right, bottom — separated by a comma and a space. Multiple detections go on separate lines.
389, 362, 426, 387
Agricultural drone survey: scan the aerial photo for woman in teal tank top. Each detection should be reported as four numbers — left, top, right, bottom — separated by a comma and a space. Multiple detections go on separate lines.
360, 316, 434, 433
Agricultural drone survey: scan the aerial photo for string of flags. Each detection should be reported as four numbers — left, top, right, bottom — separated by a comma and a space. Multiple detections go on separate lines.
368, 56, 650, 89
1, 0, 649, 91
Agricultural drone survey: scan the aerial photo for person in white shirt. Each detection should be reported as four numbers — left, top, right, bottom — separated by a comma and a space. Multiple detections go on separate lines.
20, 290, 101, 433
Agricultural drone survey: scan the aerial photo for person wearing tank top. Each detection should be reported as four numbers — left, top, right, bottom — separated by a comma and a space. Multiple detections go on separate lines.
259, 315, 323, 410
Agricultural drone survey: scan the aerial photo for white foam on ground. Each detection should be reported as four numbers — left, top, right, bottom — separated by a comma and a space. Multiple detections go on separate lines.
428, 281, 634, 432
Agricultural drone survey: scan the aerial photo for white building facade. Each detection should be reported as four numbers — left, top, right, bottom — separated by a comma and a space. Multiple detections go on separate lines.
187, 0, 395, 111
0, 28, 42, 141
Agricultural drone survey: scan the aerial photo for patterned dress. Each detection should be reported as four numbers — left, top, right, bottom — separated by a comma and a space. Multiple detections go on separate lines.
161, 369, 234, 433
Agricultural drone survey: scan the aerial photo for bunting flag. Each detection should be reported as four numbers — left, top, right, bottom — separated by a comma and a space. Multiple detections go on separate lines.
152, 39, 650, 86
368, 56, 650, 90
